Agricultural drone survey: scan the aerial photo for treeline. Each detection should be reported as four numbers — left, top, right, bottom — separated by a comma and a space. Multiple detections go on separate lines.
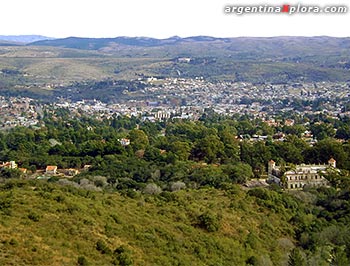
1, 111, 350, 188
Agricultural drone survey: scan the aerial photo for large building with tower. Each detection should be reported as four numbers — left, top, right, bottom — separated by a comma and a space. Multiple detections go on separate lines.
268, 158, 336, 190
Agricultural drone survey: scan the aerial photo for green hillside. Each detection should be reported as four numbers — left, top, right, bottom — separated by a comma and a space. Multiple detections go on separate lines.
2, 177, 350, 266
0, 179, 298, 266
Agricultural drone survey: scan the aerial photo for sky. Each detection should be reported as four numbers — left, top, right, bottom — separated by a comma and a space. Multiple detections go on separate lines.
1, 0, 349, 38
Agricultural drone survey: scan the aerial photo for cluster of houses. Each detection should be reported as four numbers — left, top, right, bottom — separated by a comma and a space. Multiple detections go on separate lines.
44, 165, 82, 177
0, 160, 27, 174
0, 160, 83, 178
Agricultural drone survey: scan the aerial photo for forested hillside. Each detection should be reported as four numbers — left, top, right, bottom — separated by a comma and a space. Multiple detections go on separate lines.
1, 177, 350, 265
1, 112, 350, 265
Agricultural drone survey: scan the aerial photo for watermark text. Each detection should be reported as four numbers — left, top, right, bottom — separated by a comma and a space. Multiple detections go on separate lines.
224, 4, 348, 15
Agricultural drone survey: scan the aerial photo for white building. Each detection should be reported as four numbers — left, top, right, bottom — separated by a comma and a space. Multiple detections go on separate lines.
268, 158, 336, 190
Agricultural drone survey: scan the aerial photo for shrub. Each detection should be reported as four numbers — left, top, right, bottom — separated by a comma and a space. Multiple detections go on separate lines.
93, 176, 108, 188
0, 195, 12, 215
197, 212, 221, 232
110, 214, 122, 224
170, 181, 186, 192
9, 238, 18, 246
77, 256, 89, 266
113, 245, 133, 266
28, 212, 40, 222
96, 240, 111, 255
143, 183, 162, 195
246, 256, 259, 266
159, 191, 177, 202
288, 248, 306, 266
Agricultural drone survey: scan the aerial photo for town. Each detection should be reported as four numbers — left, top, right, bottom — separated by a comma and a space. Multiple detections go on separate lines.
1, 78, 349, 129
1, 77, 349, 192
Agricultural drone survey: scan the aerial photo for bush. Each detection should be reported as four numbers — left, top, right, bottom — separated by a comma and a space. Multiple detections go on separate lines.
96, 240, 111, 255
77, 256, 89, 266
110, 214, 122, 224
48, 176, 60, 183
28, 212, 40, 222
197, 212, 221, 232
126, 189, 140, 199
170, 181, 186, 192
113, 245, 133, 266
143, 183, 162, 195
246, 256, 259, 266
159, 191, 177, 202
9, 238, 18, 247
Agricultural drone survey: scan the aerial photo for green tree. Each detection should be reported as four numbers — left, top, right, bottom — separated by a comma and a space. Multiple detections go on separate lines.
128, 129, 149, 151
335, 125, 350, 140
223, 163, 253, 184
168, 141, 191, 161
310, 123, 335, 140
191, 135, 224, 163
190, 165, 228, 188
218, 128, 240, 162
288, 248, 306, 266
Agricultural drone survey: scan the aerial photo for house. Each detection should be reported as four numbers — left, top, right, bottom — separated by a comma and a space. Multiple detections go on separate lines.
45, 165, 58, 175
65, 168, 79, 176
268, 158, 336, 190
19, 168, 27, 174
0, 161, 17, 169
83, 165, 92, 171
284, 119, 295, 126
119, 138, 130, 146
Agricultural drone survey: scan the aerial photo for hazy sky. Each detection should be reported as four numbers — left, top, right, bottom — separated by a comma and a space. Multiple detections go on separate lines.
1, 0, 349, 38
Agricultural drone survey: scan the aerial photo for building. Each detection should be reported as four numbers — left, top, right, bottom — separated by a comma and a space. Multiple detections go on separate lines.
284, 119, 295, 126
83, 165, 92, 171
19, 168, 27, 174
154, 111, 171, 121
0, 161, 17, 169
65, 168, 79, 176
119, 138, 130, 146
45, 165, 58, 175
268, 158, 336, 190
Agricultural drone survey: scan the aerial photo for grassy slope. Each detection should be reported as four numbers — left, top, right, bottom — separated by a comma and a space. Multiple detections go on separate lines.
0, 180, 296, 266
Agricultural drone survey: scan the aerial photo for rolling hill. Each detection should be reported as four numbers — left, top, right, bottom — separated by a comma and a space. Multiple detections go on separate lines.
0, 35, 54, 44
0, 35, 350, 99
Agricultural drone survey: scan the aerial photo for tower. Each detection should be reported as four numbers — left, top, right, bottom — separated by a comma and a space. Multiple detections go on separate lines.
328, 158, 336, 168
268, 160, 276, 176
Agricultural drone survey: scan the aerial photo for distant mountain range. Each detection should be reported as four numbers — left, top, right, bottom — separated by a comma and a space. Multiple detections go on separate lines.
1, 35, 350, 92
26, 35, 350, 63
0, 35, 54, 44
27, 35, 226, 49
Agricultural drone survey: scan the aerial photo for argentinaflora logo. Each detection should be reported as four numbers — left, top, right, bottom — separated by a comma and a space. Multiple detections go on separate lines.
224, 3, 348, 15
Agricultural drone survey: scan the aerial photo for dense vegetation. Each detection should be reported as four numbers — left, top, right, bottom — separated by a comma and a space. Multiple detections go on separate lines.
1, 112, 350, 265
1, 111, 350, 181
1, 176, 350, 265
1, 170, 350, 265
